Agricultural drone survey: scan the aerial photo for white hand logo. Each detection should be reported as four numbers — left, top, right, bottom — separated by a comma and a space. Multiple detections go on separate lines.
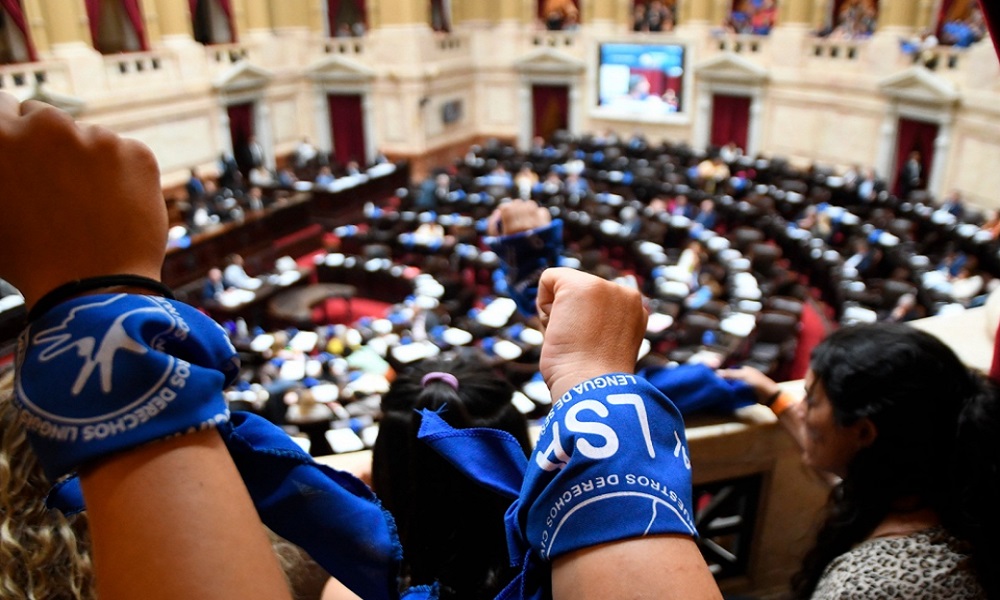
32, 296, 160, 395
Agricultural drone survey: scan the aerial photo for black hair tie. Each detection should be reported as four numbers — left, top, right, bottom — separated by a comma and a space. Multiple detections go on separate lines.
28, 275, 175, 322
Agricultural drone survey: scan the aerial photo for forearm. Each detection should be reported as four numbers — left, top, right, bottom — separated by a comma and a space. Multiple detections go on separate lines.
81, 429, 292, 600
552, 536, 721, 600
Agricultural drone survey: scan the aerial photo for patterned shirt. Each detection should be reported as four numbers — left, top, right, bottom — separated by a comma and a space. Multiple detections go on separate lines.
812, 528, 985, 599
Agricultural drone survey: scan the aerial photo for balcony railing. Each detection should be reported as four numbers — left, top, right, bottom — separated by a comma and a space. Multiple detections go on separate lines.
321, 36, 366, 56
531, 30, 579, 49
434, 32, 464, 53
808, 37, 866, 61
0, 61, 53, 91
713, 32, 769, 55
911, 45, 965, 72
104, 51, 175, 85
207, 42, 251, 67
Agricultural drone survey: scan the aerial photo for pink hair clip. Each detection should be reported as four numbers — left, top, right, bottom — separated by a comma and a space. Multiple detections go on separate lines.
421, 371, 459, 391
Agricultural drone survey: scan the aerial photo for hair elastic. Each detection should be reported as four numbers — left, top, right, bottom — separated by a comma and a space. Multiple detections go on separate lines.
421, 372, 459, 391
28, 275, 175, 322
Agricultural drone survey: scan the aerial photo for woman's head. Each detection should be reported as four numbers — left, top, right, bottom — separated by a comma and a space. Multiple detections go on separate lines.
792, 323, 1000, 598
372, 355, 529, 599
805, 323, 974, 493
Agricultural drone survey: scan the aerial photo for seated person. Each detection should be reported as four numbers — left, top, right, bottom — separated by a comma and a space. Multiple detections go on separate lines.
203, 267, 226, 301
223, 253, 263, 291
720, 325, 997, 598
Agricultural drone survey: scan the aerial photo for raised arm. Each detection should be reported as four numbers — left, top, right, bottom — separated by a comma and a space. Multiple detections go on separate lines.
535, 268, 722, 600
0, 94, 291, 600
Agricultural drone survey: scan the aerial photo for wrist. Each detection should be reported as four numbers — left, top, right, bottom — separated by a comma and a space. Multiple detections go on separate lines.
768, 391, 800, 417
26, 274, 172, 322
760, 388, 782, 407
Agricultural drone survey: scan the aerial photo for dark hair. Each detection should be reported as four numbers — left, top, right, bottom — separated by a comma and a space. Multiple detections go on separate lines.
791, 323, 999, 598
372, 356, 530, 599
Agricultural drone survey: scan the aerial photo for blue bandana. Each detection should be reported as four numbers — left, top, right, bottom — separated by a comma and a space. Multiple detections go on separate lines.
223, 411, 402, 600
485, 220, 563, 315
17, 294, 402, 600
418, 373, 696, 600
14, 294, 237, 480
638, 363, 757, 415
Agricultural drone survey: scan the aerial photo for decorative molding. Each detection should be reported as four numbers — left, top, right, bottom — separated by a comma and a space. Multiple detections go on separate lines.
306, 54, 376, 85
213, 61, 273, 93
694, 52, 769, 84
513, 47, 586, 76
878, 66, 960, 106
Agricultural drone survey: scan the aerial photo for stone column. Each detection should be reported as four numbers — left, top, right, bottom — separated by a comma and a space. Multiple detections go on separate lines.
255, 100, 276, 171
219, 106, 234, 157
779, 0, 814, 26
868, 0, 917, 71
693, 91, 712, 152
362, 91, 376, 163
139, 0, 163, 45
928, 118, 952, 199
876, 0, 918, 33
152, 0, 202, 81
681, 0, 713, 25
152, 0, 194, 39
568, 82, 580, 136
518, 81, 531, 150
36, 0, 92, 48
747, 91, 764, 157
770, 0, 813, 69
457, 0, 491, 24
270, 0, 310, 29
811, 0, 830, 30
377, 0, 428, 26
875, 107, 898, 181
915, 0, 936, 31
21, 0, 50, 54
314, 89, 333, 154
241, 0, 272, 33
35, 0, 103, 94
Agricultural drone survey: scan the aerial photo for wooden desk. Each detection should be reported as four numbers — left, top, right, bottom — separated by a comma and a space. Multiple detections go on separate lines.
162, 164, 410, 289
267, 283, 357, 329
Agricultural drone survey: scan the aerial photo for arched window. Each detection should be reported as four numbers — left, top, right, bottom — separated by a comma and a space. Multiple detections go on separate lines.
631, 1, 676, 32
935, 0, 985, 47
85, 0, 148, 54
192, 0, 236, 45
327, 0, 367, 37
0, 0, 36, 64
724, 0, 775, 35
824, 0, 877, 38
538, 0, 581, 30
430, 0, 451, 33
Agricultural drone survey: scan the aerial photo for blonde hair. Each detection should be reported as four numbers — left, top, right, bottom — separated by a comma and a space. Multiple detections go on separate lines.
0, 370, 327, 600
0, 370, 95, 600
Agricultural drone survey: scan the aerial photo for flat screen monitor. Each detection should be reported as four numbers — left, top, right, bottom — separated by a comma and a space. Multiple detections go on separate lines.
597, 42, 687, 119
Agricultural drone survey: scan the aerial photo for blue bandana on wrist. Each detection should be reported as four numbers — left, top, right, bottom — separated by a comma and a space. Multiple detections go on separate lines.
485, 220, 563, 315
20, 294, 403, 600
14, 293, 237, 481
418, 373, 696, 600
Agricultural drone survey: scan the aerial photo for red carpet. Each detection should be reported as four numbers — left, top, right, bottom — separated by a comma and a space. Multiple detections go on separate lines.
311, 296, 392, 325
789, 298, 835, 380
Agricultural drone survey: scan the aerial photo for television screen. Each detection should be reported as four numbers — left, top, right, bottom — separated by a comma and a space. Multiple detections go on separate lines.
597, 42, 686, 117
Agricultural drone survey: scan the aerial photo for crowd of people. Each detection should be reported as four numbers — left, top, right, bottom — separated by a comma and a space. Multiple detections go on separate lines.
2, 57, 1000, 600
722, 0, 777, 36
632, 0, 676, 33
